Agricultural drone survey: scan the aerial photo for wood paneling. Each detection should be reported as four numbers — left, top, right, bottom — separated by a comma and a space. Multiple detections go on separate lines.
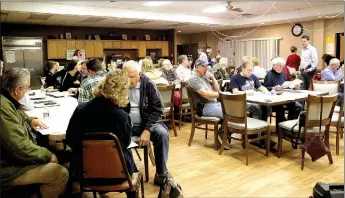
154, 41, 163, 49
85, 40, 95, 58
139, 41, 147, 57
146, 41, 155, 49
56, 40, 66, 59
103, 41, 113, 49
94, 41, 104, 58
66, 40, 75, 50
47, 40, 58, 59
112, 41, 121, 49
121, 41, 131, 49
162, 41, 169, 57
130, 41, 139, 49
75, 40, 85, 50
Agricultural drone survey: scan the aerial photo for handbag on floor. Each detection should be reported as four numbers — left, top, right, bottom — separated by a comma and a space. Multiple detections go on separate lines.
301, 135, 330, 162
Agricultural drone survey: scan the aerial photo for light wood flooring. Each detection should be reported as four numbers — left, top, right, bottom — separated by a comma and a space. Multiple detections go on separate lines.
81, 123, 344, 198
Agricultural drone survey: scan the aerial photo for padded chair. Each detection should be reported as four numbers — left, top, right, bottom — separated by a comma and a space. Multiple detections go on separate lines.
312, 81, 339, 95
278, 94, 338, 170
178, 82, 191, 130
186, 87, 221, 150
132, 136, 155, 183
330, 99, 344, 155
219, 93, 270, 165
157, 84, 178, 136
81, 133, 144, 198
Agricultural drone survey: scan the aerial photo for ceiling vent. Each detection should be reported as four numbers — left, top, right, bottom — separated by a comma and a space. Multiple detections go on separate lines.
80, 17, 107, 22
27, 13, 52, 20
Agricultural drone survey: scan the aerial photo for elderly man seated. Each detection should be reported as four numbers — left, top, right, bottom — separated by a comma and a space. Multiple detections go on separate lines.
321, 58, 344, 106
0, 68, 69, 198
264, 57, 302, 121
123, 60, 173, 186
188, 58, 231, 149
229, 60, 274, 150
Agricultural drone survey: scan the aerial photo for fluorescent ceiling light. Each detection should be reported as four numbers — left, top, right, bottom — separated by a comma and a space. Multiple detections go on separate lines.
202, 6, 227, 13
177, 30, 181, 32
142, 1, 171, 7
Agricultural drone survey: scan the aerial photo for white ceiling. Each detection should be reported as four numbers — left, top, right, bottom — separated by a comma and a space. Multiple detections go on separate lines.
1, 1, 344, 33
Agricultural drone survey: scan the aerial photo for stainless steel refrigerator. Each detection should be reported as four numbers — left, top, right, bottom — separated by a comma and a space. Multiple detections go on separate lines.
2, 37, 44, 88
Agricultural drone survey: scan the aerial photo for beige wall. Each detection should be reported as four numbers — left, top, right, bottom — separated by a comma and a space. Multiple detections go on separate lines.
176, 18, 344, 69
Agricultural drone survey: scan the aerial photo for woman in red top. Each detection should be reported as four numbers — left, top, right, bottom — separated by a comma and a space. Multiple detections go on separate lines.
286, 46, 301, 71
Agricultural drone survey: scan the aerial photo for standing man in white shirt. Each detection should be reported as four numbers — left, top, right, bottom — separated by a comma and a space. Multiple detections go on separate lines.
175, 55, 192, 82
300, 35, 318, 90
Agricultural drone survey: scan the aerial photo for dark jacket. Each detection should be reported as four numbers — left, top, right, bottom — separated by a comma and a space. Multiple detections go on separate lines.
45, 71, 56, 88
66, 96, 136, 174
0, 91, 52, 184
59, 71, 81, 92
123, 75, 164, 133
263, 69, 286, 91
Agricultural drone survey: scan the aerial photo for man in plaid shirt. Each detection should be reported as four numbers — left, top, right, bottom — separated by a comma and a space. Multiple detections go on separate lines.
78, 59, 106, 103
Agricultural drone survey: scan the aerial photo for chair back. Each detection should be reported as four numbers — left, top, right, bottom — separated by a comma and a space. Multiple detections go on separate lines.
82, 133, 133, 188
186, 86, 197, 121
157, 84, 175, 108
181, 82, 189, 100
220, 92, 247, 125
305, 94, 338, 130
312, 81, 339, 95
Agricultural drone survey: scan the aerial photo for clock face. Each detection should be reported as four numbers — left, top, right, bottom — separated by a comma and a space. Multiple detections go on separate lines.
292, 24, 303, 37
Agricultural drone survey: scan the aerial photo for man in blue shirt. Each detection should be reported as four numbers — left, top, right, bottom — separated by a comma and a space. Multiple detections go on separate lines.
321, 58, 344, 106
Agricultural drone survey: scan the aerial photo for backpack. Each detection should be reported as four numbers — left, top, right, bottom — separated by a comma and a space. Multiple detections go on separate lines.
158, 174, 184, 198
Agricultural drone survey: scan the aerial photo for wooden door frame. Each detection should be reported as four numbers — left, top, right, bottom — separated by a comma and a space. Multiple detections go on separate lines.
335, 32, 344, 61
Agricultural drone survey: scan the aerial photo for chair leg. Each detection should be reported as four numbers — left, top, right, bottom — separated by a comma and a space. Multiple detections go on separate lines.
277, 127, 282, 158
219, 126, 228, 155
134, 148, 142, 161
171, 114, 178, 137
214, 124, 218, 150
205, 124, 208, 139
141, 175, 145, 198
144, 146, 149, 182
188, 121, 196, 146
179, 111, 182, 130
245, 134, 249, 166
266, 129, 270, 157
301, 149, 305, 170
148, 143, 155, 166
93, 191, 97, 198
336, 127, 340, 155
242, 135, 245, 149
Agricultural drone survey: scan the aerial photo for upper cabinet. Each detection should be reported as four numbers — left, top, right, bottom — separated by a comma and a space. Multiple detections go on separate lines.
47, 40, 169, 59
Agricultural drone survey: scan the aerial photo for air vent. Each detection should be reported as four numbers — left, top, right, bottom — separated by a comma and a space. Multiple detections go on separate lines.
27, 13, 52, 20
80, 17, 107, 22
126, 20, 154, 25
167, 23, 190, 27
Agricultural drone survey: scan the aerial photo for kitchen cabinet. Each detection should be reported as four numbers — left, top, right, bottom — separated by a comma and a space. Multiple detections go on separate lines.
94, 41, 104, 58
162, 41, 169, 57
139, 41, 147, 57
85, 40, 95, 58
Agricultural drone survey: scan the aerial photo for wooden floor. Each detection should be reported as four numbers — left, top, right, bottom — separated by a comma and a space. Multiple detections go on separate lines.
81, 123, 344, 198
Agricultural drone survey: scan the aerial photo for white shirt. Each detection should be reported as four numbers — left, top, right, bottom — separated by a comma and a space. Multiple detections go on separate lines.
301, 44, 318, 70
252, 66, 267, 79
176, 65, 192, 82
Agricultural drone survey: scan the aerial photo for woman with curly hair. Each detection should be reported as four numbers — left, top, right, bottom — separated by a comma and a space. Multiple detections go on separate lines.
66, 69, 138, 196
142, 57, 169, 85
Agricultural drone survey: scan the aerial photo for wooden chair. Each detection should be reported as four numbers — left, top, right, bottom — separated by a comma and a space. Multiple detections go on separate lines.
81, 133, 144, 198
330, 98, 344, 155
186, 87, 221, 150
219, 93, 270, 165
178, 82, 191, 130
278, 94, 338, 170
132, 136, 155, 183
157, 84, 178, 136
312, 81, 339, 95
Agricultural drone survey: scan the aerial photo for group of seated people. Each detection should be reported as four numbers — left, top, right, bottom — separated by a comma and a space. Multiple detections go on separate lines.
1, 44, 343, 197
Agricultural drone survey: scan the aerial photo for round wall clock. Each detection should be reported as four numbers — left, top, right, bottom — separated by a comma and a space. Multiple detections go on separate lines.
291, 23, 303, 37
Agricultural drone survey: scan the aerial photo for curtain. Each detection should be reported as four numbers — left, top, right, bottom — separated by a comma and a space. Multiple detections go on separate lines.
235, 39, 280, 70
217, 40, 235, 66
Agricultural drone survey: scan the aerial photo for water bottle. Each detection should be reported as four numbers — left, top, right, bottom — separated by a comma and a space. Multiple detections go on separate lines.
43, 106, 49, 119
40, 85, 46, 97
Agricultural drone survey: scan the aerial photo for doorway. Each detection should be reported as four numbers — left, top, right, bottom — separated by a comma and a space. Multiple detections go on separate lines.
335, 32, 344, 62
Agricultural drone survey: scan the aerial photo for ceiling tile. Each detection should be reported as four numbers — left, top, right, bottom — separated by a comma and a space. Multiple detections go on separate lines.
80, 17, 107, 23
25, 19, 44, 24
6, 12, 30, 22
27, 13, 53, 20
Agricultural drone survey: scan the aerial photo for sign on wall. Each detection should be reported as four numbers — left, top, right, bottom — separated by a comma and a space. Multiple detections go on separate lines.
66, 49, 86, 60
326, 37, 335, 55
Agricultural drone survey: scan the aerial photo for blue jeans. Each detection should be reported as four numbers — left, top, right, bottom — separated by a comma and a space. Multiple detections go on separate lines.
202, 102, 223, 119
132, 123, 169, 175
338, 92, 343, 107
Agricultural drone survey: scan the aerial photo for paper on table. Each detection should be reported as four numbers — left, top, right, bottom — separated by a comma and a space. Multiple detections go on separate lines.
5, 50, 16, 63
127, 141, 139, 149
222, 80, 230, 87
